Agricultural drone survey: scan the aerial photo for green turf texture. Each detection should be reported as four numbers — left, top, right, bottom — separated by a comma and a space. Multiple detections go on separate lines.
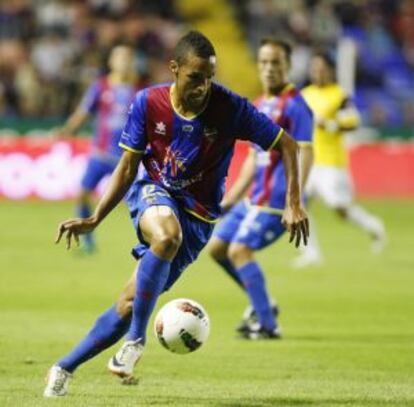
0, 200, 413, 406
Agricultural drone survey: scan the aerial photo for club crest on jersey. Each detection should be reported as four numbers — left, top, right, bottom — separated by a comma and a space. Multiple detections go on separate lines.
203, 126, 218, 140
155, 121, 166, 135
182, 124, 193, 133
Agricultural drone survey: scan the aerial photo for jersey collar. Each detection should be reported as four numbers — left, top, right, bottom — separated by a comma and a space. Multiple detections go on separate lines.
170, 83, 211, 121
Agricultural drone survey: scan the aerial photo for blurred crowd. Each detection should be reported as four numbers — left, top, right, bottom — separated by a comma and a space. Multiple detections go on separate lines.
233, 0, 414, 127
2, 0, 414, 128
0, 0, 182, 119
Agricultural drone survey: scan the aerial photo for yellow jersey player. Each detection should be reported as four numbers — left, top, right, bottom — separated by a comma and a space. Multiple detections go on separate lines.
293, 52, 386, 268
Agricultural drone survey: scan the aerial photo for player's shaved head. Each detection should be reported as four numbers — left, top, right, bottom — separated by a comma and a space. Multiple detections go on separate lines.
173, 31, 216, 66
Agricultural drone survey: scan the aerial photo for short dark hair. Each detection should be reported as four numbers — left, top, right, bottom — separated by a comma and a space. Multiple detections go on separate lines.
173, 30, 216, 65
259, 38, 292, 64
313, 51, 336, 69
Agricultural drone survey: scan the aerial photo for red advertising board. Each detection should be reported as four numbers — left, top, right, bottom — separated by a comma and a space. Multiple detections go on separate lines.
0, 137, 413, 199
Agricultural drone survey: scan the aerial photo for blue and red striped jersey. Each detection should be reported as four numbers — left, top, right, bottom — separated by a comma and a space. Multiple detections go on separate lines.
80, 76, 142, 158
250, 84, 313, 211
119, 82, 283, 222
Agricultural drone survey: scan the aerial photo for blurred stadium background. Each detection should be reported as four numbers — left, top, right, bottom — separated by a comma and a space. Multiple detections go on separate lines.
0, 1, 413, 406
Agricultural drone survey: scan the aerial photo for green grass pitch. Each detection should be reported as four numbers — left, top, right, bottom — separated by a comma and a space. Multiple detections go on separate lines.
0, 200, 413, 406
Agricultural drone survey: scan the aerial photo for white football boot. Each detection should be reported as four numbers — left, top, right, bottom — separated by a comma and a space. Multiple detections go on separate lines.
108, 339, 144, 378
43, 365, 72, 397
371, 224, 387, 254
291, 251, 323, 269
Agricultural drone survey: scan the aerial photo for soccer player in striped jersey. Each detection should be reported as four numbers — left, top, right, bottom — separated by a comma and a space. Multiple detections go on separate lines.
44, 31, 309, 397
57, 44, 142, 253
208, 38, 314, 339
293, 52, 386, 268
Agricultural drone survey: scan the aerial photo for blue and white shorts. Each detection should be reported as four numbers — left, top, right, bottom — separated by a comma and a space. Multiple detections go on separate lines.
126, 180, 214, 291
213, 200, 285, 250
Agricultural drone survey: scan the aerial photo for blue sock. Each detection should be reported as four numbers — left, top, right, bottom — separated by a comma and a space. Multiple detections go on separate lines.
216, 258, 244, 289
58, 305, 131, 373
127, 250, 171, 343
237, 262, 276, 331
77, 203, 94, 248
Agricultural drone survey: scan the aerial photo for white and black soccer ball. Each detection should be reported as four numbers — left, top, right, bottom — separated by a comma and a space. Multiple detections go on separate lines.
154, 298, 210, 354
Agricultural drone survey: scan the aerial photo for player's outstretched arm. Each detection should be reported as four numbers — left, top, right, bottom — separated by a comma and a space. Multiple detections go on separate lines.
55, 150, 142, 249
274, 131, 309, 247
55, 108, 90, 138
220, 148, 256, 213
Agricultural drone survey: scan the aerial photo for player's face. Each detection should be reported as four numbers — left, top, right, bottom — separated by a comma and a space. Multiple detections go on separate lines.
309, 57, 332, 86
109, 46, 135, 76
257, 44, 289, 92
171, 53, 216, 109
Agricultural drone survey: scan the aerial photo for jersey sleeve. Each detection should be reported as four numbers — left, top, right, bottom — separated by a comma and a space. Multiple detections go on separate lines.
337, 96, 360, 129
236, 98, 284, 151
286, 99, 314, 146
118, 89, 148, 153
79, 81, 100, 114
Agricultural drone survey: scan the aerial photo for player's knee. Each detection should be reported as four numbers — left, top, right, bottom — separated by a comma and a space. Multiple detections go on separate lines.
151, 232, 182, 259
208, 239, 228, 262
228, 243, 252, 267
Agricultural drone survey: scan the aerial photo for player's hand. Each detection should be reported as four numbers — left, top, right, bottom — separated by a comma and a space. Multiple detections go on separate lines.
55, 217, 98, 250
282, 205, 309, 248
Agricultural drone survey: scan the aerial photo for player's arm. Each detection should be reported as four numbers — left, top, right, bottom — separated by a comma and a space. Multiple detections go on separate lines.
238, 98, 309, 247
220, 148, 256, 213
56, 81, 100, 137
56, 150, 142, 249
56, 89, 148, 249
299, 144, 313, 191
272, 131, 309, 247
335, 97, 360, 131
317, 97, 360, 133
289, 102, 314, 191
57, 108, 90, 137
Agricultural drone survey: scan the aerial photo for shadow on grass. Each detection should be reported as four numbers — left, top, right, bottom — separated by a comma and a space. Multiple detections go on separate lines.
286, 333, 414, 344
99, 393, 407, 407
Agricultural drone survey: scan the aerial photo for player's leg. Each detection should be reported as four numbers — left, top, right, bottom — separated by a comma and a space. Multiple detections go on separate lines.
110, 188, 215, 378
77, 157, 115, 252
44, 270, 136, 397
336, 205, 386, 252
109, 205, 182, 378
324, 167, 385, 252
228, 209, 285, 338
207, 202, 248, 288
228, 242, 279, 338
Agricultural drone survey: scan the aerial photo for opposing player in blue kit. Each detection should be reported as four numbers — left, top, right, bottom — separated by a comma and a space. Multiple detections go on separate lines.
57, 44, 142, 252
208, 38, 314, 339
44, 31, 309, 397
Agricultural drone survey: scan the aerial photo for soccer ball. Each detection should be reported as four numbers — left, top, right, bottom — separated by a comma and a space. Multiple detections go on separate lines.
154, 298, 210, 354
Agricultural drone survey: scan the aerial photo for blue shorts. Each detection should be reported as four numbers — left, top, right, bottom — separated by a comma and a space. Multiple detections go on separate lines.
213, 201, 285, 250
81, 157, 117, 191
126, 181, 214, 291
